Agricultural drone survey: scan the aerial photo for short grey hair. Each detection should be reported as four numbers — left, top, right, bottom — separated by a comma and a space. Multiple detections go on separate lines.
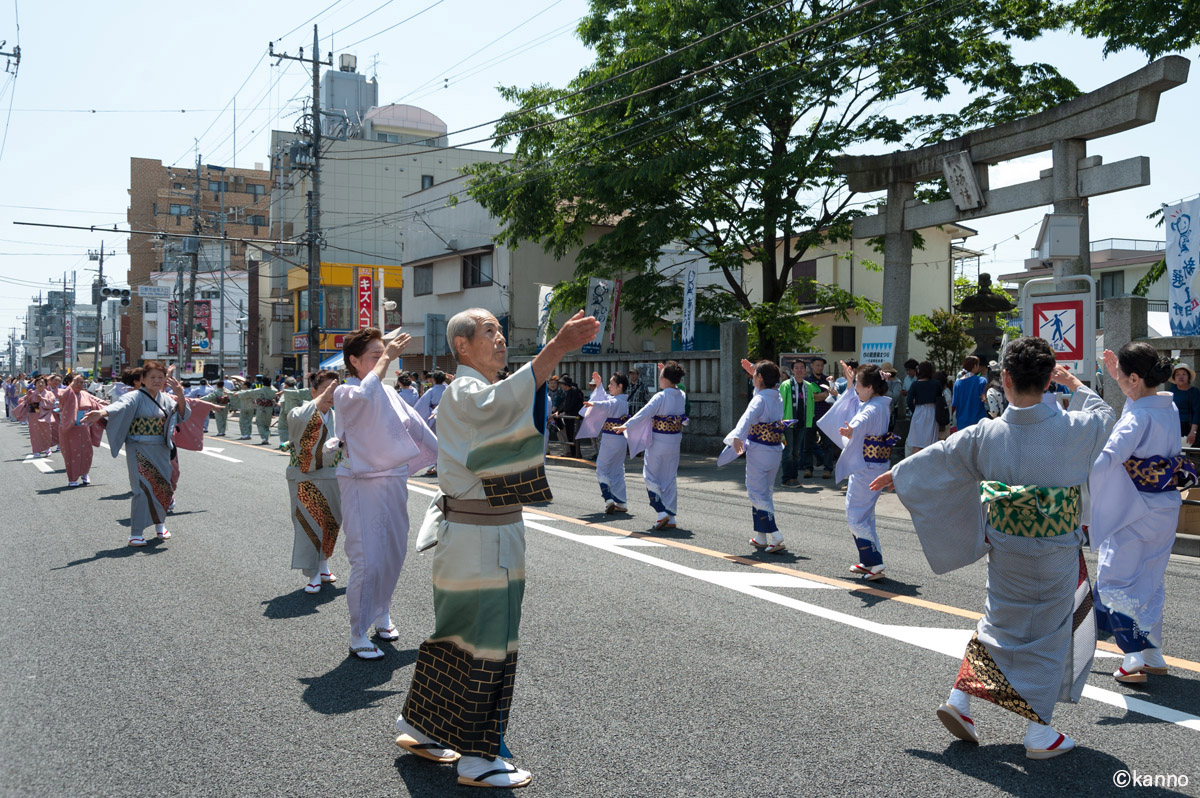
447, 308, 494, 363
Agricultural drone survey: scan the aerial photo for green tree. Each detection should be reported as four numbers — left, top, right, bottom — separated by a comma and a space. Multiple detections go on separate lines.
463, 0, 1166, 361
910, 308, 975, 375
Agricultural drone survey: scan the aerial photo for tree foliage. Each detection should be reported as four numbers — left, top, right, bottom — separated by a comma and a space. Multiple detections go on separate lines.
463, 0, 1169, 360
910, 309, 975, 375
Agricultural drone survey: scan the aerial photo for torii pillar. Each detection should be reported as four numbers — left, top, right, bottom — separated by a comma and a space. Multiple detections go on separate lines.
835, 56, 1189, 367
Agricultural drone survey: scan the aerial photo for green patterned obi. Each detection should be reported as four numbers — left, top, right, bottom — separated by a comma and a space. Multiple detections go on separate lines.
979, 481, 1080, 538
129, 417, 166, 437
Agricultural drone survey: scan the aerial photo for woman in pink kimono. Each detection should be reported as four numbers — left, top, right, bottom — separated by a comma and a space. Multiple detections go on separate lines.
333, 328, 437, 660
59, 373, 105, 486
21, 377, 57, 457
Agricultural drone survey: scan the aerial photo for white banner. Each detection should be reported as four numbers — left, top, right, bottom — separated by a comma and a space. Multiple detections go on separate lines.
582, 277, 613, 354
680, 263, 698, 351
1167, 198, 1200, 335
535, 284, 554, 351
859, 325, 897, 367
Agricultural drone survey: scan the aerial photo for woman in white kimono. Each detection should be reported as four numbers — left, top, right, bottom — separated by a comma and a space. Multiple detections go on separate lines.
286, 370, 342, 594
722, 359, 789, 553
817, 362, 897, 580
578, 370, 630, 513
870, 337, 1114, 760
83, 361, 189, 547
615, 361, 687, 530
334, 328, 437, 660
1089, 343, 1190, 683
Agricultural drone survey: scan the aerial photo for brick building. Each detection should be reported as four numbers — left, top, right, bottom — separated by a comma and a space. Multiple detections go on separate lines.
126, 158, 271, 372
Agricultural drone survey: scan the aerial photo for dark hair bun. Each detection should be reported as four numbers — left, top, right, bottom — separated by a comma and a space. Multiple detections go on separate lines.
1117, 341, 1171, 389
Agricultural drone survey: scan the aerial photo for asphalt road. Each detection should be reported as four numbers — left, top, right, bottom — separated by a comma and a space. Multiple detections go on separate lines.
2, 419, 1199, 797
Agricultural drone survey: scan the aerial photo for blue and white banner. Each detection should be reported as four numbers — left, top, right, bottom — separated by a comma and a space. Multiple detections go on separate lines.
859, 325, 897, 368
535, 284, 554, 352
680, 264, 698, 351
582, 277, 614, 354
1167, 198, 1200, 335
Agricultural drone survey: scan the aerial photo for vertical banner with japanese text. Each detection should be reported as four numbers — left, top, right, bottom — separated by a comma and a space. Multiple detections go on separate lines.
535, 284, 554, 352
680, 264, 698, 351
64, 313, 73, 369
1167, 198, 1200, 335
356, 268, 373, 329
609, 278, 623, 347
582, 277, 613, 354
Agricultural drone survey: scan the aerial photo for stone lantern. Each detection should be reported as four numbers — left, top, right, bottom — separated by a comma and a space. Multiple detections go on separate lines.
955, 273, 1015, 365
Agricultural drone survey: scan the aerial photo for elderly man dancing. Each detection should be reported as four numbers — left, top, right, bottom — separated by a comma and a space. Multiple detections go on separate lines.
395, 308, 598, 789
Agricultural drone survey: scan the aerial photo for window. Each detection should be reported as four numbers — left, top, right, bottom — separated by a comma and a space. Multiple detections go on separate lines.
385, 286, 402, 326
246, 184, 266, 197
247, 214, 266, 226
1100, 271, 1125, 299
144, 300, 158, 313
832, 325, 855, 352
173, 182, 185, 190
413, 265, 433, 296
324, 286, 353, 329
792, 259, 817, 303
169, 204, 191, 216
208, 180, 229, 192
421, 174, 434, 190
462, 252, 493, 289
200, 290, 220, 300
376, 132, 400, 143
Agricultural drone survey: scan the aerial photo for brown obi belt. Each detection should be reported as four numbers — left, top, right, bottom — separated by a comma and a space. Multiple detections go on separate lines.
437, 494, 524, 526
254, 399, 275, 407
748, 420, 795, 445
1123, 454, 1200, 492
481, 464, 553, 507
651, 414, 687, 434
28, 402, 39, 412
601, 415, 629, 435
129, 417, 166, 436
862, 433, 902, 463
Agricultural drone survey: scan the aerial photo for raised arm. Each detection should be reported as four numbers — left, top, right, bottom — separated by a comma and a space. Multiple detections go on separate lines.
530, 311, 601, 389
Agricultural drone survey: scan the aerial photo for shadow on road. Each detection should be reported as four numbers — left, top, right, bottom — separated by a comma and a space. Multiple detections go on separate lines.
261, 586, 347, 620
635, 527, 694, 540
50, 538, 167, 570
298, 646, 417, 714
36, 485, 76, 496
851, 576, 925, 607
394, 756, 481, 796
98, 492, 133, 501
906, 744, 1189, 797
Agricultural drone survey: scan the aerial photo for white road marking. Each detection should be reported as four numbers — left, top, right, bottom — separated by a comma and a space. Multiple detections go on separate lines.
200, 449, 242, 463
405, 482, 1200, 731
23, 454, 54, 474
98, 441, 124, 457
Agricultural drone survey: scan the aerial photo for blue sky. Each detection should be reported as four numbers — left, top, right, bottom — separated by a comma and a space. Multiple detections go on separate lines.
0, 0, 1195, 336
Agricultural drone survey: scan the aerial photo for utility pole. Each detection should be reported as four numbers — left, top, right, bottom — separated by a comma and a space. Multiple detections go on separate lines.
271, 27, 331, 377
88, 241, 106, 376
180, 154, 203, 374
205, 164, 228, 378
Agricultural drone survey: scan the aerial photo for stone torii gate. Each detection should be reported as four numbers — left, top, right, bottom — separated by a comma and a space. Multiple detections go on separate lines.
834, 55, 1190, 367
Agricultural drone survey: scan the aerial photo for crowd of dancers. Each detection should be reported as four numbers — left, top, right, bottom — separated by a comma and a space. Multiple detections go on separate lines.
2, 318, 1191, 783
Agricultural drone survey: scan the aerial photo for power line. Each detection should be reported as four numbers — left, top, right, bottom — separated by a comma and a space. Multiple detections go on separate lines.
275, 0, 349, 43
338, 0, 447, 51
322, 0, 398, 43
170, 52, 269, 168
396, 0, 568, 102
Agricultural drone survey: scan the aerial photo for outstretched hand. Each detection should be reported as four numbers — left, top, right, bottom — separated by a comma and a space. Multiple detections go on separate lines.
1050, 363, 1081, 390
840, 360, 855, 382
384, 333, 412, 359
740, 358, 754, 378
869, 471, 894, 492
551, 310, 601, 352
316, 377, 336, 414
1101, 349, 1120, 381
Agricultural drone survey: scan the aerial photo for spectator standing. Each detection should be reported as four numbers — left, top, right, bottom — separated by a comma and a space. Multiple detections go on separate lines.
1169, 364, 1200, 445
779, 359, 814, 486
557, 375, 585, 458
626, 366, 650, 415
806, 357, 837, 479
952, 355, 989, 429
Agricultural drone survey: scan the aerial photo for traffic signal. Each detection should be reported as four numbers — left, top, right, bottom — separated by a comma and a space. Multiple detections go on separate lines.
101, 287, 132, 306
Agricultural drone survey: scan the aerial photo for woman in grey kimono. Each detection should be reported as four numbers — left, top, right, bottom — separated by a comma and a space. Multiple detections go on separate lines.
285, 370, 342, 593
870, 337, 1114, 760
84, 360, 189, 547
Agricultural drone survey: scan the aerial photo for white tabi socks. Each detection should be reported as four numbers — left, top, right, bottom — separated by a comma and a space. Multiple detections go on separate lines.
948, 688, 970, 716
457, 755, 532, 788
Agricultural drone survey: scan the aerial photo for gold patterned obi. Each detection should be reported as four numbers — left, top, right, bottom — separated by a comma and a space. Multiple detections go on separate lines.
862, 433, 901, 464
28, 402, 39, 412
748, 420, 793, 445
129, 417, 166, 437
651, 414, 687, 434
979, 481, 1080, 538
1123, 454, 1199, 492
601, 415, 629, 435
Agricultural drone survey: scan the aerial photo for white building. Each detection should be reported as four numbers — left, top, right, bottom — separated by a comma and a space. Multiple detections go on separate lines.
140, 269, 250, 376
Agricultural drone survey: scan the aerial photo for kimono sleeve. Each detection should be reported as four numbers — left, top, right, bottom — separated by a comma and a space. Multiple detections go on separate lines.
101, 389, 141, 457
1087, 411, 1150, 547
396, 396, 438, 473
577, 385, 616, 440
718, 394, 763, 466
623, 389, 667, 457
816, 389, 862, 451
58, 388, 78, 434
891, 428, 989, 574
